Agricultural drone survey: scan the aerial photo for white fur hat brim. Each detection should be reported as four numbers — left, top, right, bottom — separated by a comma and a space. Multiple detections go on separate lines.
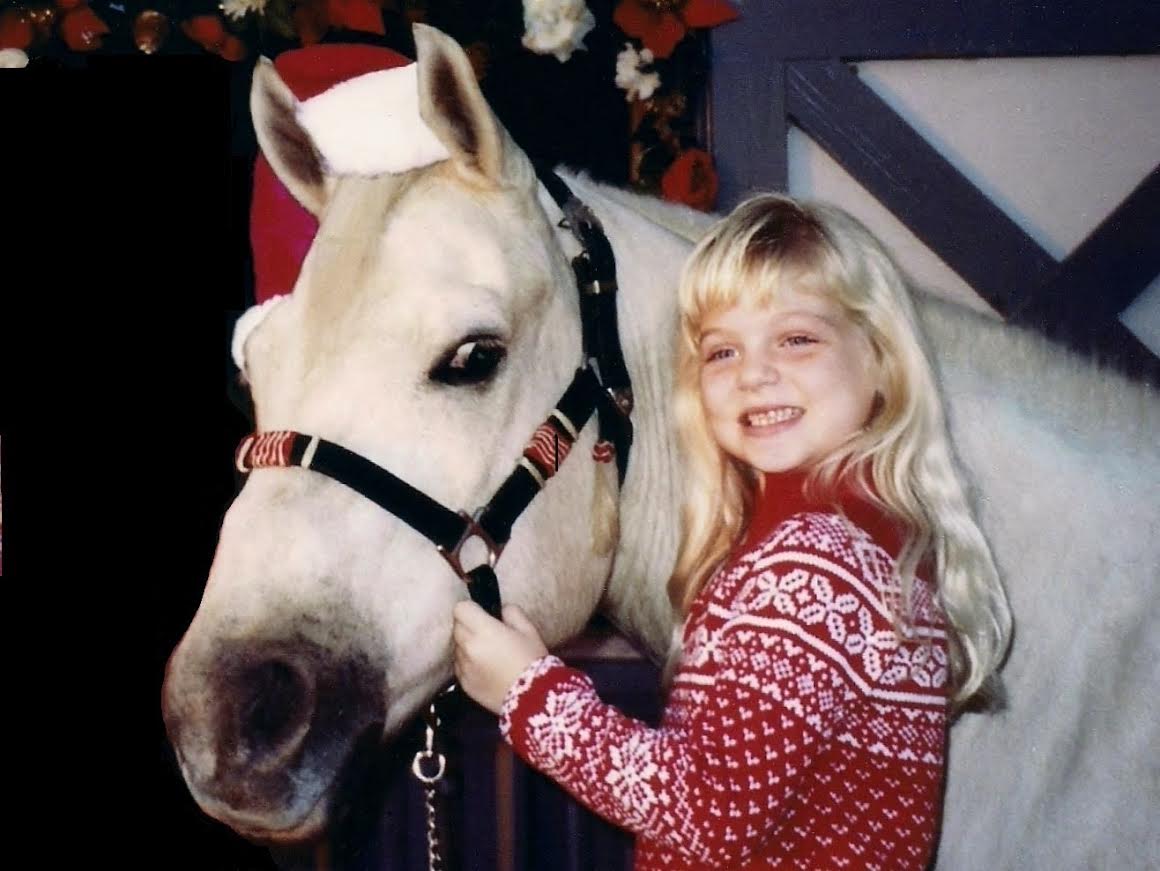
297, 64, 451, 176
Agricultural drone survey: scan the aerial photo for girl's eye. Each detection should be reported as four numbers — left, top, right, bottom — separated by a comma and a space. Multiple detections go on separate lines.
704, 346, 736, 363
782, 334, 818, 348
430, 336, 507, 385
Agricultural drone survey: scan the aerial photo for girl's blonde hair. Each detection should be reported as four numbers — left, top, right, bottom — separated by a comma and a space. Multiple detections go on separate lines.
669, 193, 1012, 707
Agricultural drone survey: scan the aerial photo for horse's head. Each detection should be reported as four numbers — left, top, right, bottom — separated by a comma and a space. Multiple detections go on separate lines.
162, 24, 616, 843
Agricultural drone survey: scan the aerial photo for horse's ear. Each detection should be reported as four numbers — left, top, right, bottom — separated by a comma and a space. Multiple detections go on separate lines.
413, 23, 507, 186
250, 57, 327, 216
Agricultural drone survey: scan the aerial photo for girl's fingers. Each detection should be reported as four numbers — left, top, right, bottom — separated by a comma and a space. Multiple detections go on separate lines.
451, 618, 469, 645
452, 601, 486, 645
502, 605, 538, 637
453, 599, 491, 629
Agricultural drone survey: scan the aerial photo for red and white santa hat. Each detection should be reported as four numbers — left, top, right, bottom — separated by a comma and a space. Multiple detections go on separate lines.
237, 39, 451, 372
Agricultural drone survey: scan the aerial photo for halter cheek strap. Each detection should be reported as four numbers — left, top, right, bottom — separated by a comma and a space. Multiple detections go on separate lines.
535, 163, 634, 484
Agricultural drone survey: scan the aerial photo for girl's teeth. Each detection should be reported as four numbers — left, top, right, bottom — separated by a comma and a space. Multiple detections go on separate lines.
747, 407, 801, 426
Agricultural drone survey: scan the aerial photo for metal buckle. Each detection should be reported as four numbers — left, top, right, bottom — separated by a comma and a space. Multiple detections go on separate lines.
562, 198, 601, 242
581, 277, 618, 296
436, 508, 503, 582
608, 386, 634, 417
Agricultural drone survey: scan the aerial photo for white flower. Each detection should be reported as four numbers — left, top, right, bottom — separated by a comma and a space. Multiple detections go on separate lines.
220, 0, 267, 21
0, 48, 29, 69
521, 0, 596, 63
614, 43, 660, 102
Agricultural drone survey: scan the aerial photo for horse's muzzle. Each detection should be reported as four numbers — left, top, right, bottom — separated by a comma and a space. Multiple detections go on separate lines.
162, 633, 385, 840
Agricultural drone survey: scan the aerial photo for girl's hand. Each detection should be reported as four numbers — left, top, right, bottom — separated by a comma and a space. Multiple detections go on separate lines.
452, 601, 548, 714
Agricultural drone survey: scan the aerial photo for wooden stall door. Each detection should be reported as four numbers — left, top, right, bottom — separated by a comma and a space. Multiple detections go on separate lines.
707, 0, 1160, 384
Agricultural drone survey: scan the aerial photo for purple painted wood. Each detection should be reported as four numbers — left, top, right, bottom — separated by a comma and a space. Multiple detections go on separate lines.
709, 0, 1160, 61
1029, 164, 1160, 321
707, 56, 787, 207
785, 59, 1059, 319
1012, 166, 1160, 384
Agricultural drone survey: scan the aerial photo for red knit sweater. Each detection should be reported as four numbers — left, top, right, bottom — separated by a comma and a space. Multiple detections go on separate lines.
500, 472, 949, 870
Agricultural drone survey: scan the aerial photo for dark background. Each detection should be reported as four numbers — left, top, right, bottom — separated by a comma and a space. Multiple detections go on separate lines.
0, 11, 633, 863
3, 57, 265, 868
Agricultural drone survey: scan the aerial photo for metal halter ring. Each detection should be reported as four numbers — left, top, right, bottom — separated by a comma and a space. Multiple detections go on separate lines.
411, 749, 446, 784
411, 715, 447, 784
436, 508, 503, 582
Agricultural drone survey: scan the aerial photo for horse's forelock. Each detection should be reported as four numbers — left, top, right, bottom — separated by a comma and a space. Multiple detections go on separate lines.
294, 172, 416, 333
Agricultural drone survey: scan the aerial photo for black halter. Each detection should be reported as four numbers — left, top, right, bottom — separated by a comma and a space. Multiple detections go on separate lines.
233, 169, 633, 618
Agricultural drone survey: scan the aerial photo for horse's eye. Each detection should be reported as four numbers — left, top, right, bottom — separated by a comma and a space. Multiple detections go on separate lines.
430, 336, 507, 385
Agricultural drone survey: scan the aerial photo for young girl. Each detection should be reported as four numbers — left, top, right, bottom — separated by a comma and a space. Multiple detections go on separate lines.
453, 194, 1012, 870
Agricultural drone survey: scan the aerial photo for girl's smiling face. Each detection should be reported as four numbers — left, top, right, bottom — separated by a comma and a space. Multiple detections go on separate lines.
698, 286, 881, 474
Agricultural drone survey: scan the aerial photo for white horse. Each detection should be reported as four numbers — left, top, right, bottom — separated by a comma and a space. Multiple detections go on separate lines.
162, 23, 1160, 868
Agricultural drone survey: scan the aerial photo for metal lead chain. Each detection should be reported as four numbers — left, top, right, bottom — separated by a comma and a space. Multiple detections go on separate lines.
411, 700, 447, 871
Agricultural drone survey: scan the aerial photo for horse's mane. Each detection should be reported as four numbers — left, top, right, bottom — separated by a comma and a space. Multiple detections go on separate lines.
554, 167, 719, 245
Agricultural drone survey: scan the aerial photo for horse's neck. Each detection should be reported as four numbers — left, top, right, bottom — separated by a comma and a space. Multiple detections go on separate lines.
556, 172, 701, 659
916, 293, 1159, 454
590, 180, 719, 245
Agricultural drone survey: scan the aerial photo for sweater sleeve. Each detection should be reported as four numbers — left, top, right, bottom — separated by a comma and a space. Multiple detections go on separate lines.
499, 517, 928, 868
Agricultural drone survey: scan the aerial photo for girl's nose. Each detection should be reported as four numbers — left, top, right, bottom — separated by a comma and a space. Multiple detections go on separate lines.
739, 351, 779, 389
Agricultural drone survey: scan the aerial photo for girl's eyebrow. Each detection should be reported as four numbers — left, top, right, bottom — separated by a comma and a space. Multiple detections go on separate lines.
698, 327, 732, 345
700, 309, 838, 341
777, 308, 841, 327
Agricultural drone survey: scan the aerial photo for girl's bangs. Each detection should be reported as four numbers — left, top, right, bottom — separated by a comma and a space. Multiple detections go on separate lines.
682, 244, 841, 346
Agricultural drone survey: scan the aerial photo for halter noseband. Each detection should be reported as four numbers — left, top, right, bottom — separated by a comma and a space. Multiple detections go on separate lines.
234, 170, 633, 618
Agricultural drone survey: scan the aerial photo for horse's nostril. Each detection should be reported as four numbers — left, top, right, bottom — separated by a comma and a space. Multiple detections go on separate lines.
233, 658, 315, 772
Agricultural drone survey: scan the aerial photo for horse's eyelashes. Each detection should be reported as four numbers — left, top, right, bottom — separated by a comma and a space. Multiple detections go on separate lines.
430, 337, 507, 386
